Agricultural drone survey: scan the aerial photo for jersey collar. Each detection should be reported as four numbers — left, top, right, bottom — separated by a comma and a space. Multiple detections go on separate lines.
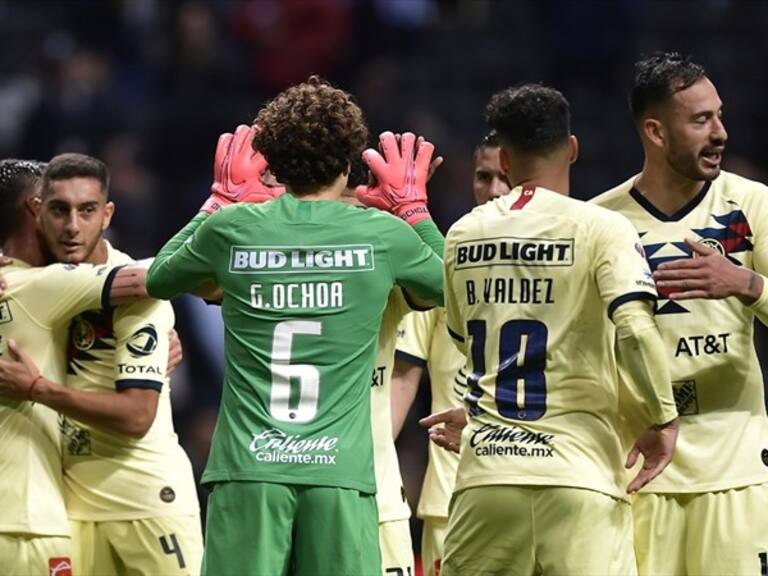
629, 181, 711, 222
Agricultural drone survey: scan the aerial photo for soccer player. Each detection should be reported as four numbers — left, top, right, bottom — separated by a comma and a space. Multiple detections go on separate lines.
145, 77, 445, 575
592, 52, 768, 575
391, 131, 510, 576
431, 84, 679, 576
0, 153, 203, 575
0, 159, 150, 576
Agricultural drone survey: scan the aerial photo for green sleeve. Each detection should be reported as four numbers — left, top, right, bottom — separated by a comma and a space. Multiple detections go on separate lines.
389, 220, 444, 307
146, 212, 216, 299
412, 219, 445, 258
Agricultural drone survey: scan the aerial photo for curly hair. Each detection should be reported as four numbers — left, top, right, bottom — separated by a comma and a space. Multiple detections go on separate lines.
0, 159, 46, 243
252, 76, 369, 192
630, 52, 706, 121
486, 83, 570, 155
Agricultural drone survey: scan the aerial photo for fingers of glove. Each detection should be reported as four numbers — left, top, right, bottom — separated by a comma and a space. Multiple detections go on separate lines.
399, 132, 416, 165
362, 149, 391, 182
355, 185, 390, 210
231, 125, 253, 156
414, 139, 435, 181
378, 131, 400, 165
213, 133, 234, 185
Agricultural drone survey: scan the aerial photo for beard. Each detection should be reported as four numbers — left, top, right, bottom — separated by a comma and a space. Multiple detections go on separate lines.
666, 143, 721, 182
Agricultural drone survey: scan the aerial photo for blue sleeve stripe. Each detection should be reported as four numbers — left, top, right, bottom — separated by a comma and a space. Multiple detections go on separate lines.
447, 326, 465, 343
394, 350, 428, 367
115, 379, 162, 392
607, 291, 657, 319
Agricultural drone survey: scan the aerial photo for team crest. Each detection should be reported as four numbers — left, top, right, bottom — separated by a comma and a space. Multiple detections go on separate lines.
696, 237, 726, 256
71, 318, 96, 351
127, 325, 159, 358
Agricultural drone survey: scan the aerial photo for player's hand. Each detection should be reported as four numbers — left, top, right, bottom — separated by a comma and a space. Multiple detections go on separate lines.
625, 417, 679, 494
200, 124, 285, 214
419, 407, 467, 453
653, 238, 763, 304
0, 339, 40, 400
356, 132, 439, 226
167, 329, 183, 376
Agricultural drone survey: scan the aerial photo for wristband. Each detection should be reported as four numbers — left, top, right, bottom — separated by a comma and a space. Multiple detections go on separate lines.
28, 374, 43, 402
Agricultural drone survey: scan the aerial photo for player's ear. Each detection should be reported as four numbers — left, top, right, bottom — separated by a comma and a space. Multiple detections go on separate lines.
26, 195, 41, 217
568, 135, 579, 164
102, 201, 115, 231
499, 147, 511, 175
642, 117, 665, 148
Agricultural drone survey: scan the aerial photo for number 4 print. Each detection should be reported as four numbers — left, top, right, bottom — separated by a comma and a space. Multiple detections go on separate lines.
159, 533, 186, 569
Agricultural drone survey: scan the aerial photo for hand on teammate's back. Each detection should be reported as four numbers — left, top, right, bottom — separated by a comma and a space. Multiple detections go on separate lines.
625, 417, 680, 494
0, 339, 40, 401
166, 329, 183, 376
357, 131, 442, 226
200, 124, 285, 214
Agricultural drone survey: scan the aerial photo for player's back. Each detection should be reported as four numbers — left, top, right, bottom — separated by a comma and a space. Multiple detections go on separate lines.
0, 260, 111, 535
194, 193, 443, 493
445, 185, 655, 499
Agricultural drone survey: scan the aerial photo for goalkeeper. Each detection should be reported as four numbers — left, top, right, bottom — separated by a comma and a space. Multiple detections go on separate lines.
147, 76, 444, 576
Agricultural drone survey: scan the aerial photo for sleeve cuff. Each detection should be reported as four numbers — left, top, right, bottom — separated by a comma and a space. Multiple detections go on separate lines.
447, 325, 465, 343
608, 291, 657, 319
748, 274, 768, 312
395, 350, 428, 367
116, 379, 162, 392
101, 265, 126, 310
402, 288, 434, 312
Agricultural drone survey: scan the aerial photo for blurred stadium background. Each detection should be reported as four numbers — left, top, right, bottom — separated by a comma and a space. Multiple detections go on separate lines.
1, 0, 766, 553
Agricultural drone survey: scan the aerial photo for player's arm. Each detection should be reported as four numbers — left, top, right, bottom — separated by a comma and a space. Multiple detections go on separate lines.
357, 132, 445, 308
0, 340, 159, 438
391, 358, 424, 439
0, 299, 173, 437
443, 226, 467, 355
391, 310, 435, 437
147, 125, 283, 300
595, 213, 679, 492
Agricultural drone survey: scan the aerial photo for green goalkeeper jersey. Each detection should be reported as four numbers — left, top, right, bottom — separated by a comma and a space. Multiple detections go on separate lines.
146, 194, 443, 493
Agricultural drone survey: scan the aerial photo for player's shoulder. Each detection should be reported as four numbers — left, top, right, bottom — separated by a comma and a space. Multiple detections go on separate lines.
590, 174, 638, 210
104, 241, 136, 266
712, 170, 768, 202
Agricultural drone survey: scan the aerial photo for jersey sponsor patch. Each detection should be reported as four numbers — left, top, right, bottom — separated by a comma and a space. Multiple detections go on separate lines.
48, 557, 72, 576
454, 237, 574, 270
248, 428, 339, 466
229, 244, 374, 274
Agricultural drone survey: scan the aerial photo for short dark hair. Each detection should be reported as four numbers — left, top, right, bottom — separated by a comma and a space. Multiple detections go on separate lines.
252, 76, 369, 192
0, 159, 46, 243
475, 130, 501, 153
486, 84, 570, 155
42, 153, 110, 198
630, 52, 707, 121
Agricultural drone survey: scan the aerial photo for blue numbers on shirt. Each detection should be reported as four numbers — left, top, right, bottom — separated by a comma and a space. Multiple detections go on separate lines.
465, 319, 548, 421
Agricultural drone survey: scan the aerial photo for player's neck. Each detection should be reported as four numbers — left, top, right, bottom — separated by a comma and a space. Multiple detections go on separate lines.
2, 233, 46, 267
509, 164, 570, 196
84, 239, 109, 265
288, 173, 347, 202
634, 163, 706, 217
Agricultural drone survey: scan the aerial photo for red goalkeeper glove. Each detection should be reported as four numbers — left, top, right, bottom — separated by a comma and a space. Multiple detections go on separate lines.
356, 131, 436, 226
201, 124, 285, 214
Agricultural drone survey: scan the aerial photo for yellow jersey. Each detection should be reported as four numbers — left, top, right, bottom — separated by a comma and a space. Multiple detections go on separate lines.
593, 171, 768, 492
445, 186, 657, 500
396, 307, 464, 519
371, 288, 412, 522
0, 259, 115, 535
62, 242, 199, 520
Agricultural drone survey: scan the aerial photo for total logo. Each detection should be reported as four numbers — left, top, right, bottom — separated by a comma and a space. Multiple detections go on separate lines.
49, 557, 72, 576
